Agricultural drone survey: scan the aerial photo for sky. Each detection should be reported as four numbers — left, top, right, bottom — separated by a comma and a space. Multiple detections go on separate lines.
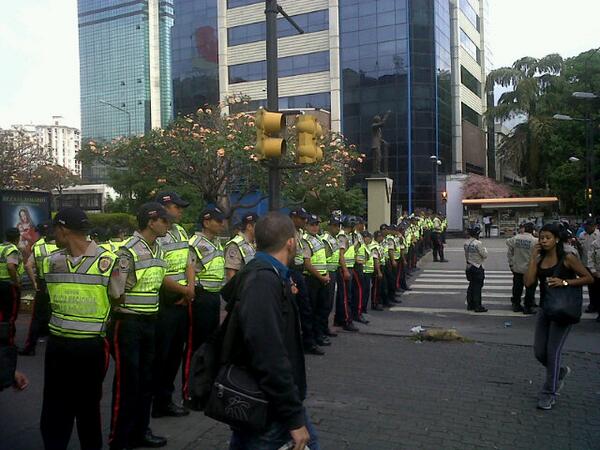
0, 0, 599, 130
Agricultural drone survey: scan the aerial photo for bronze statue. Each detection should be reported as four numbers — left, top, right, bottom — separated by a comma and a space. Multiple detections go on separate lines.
371, 111, 391, 175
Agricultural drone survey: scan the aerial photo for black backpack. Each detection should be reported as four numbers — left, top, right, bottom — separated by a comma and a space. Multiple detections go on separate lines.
187, 259, 277, 411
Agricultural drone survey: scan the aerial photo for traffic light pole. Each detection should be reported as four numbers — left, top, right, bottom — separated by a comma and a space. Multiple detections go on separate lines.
266, 0, 280, 211
265, 0, 303, 211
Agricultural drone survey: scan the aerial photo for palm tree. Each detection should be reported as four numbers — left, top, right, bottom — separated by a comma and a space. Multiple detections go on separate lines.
486, 54, 564, 186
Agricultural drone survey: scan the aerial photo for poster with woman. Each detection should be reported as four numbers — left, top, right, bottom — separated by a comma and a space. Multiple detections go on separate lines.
0, 190, 51, 262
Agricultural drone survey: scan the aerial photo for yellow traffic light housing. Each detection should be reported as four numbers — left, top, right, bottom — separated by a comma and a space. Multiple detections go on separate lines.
255, 107, 286, 159
441, 191, 448, 201
296, 114, 324, 164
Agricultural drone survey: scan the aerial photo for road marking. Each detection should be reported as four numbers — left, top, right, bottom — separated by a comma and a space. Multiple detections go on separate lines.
415, 279, 514, 285
421, 270, 512, 274
388, 306, 598, 320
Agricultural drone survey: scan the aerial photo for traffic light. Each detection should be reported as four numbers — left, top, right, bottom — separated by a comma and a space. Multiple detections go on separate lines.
587, 187, 592, 200
441, 191, 448, 202
255, 107, 286, 159
296, 114, 324, 164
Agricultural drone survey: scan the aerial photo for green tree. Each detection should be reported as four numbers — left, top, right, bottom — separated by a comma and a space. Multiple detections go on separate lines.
79, 105, 364, 219
487, 54, 565, 185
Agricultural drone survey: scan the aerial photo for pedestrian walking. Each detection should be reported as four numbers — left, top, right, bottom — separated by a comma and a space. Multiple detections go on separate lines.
524, 223, 593, 410
108, 203, 170, 449
464, 225, 488, 313
483, 215, 492, 238
432, 215, 447, 262
506, 222, 538, 314
227, 211, 319, 450
0, 227, 24, 346
579, 219, 600, 315
40, 208, 122, 450
152, 192, 195, 419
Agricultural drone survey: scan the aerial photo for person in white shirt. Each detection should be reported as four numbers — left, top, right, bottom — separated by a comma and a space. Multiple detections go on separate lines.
464, 225, 488, 312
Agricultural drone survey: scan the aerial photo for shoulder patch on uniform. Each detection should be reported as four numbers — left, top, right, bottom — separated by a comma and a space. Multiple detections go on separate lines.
98, 256, 113, 273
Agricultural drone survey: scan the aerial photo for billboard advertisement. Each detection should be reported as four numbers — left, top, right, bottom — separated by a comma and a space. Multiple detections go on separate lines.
0, 190, 52, 262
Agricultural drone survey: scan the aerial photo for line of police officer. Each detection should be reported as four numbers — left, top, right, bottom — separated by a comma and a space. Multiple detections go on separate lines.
0, 192, 446, 449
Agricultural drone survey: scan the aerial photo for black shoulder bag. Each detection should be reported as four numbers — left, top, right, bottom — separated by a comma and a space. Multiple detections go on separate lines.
203, 267, 273, 432
542, 257, 583, 325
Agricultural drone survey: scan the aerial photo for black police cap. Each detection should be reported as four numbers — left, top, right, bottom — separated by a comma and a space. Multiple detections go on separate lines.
155, 191, 190, 208
53, 207, 91, 231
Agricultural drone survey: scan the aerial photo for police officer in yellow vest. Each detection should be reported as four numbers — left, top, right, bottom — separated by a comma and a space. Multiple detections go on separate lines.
152, 192, 195, 419
303, 214, 331, 350
21, 221, 58, 355
188, 207, 225, 368
0, 227, 23, 346
321, 216, 342, 338
40, 207, 123, 450
108, 203, 170, 449
224, 212, 258, 281
371, 230, 386, 310
334, 216, 360, 332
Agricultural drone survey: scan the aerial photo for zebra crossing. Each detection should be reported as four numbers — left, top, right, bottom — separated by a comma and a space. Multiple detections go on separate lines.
389, 268, 596, 319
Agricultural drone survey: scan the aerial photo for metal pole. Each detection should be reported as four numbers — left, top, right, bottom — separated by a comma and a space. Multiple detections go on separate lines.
586, 116, 592, 216
266, 0, 280, 210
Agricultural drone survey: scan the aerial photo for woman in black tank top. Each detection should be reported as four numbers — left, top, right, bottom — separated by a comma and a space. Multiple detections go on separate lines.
524, 223, 593, 410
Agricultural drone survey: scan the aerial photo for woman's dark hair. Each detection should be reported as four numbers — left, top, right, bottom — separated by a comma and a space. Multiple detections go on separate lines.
539, 222, 565, 261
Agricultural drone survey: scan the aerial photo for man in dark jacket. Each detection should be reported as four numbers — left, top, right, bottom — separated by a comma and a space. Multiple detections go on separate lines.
229, 212, 319, 450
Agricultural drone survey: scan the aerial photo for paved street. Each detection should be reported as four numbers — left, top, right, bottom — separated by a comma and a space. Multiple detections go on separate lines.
2, 238, 599, 449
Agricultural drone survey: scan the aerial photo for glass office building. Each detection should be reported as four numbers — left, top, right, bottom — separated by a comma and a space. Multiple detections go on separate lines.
171, 0, 220, 116
78, 0, 173, 181
340, 0, 452, 214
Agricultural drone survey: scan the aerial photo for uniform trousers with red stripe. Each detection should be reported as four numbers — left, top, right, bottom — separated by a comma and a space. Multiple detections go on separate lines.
182, 288, 221, 404
305, 274, 330, 341
334, 268, 354, 325
351, 265, 364, 320
395, 259, 409, 291
108, 314, 156, 450
153, 301, 188, 408
23, 282, 51, 352
0, 281, 20, 345
41, 334, 108, 450
370, 273, 384, 308
362, 272, 373, 313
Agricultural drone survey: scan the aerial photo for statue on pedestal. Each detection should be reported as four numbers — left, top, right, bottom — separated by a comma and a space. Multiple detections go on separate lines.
371, 111, 391, 176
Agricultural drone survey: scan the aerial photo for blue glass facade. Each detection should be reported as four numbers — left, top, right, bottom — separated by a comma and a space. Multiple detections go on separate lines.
78, 0, 173, 181
340, 0, 451, 214
171, 0, 219, 116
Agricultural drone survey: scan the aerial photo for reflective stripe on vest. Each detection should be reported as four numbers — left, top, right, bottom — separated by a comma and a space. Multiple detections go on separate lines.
294, 230, 305, 266
45, 247, 115, 338
364, 243, 378, 273
0, 243, 23, 280
161, 224, 190, 286
190, 234, 225, 292
33, 238, 58, 279
303, 234, 328, 275
121, 236, 167, 314
226, 234, 256, 264
341, 234, 355, 268
321, 232, 340, 271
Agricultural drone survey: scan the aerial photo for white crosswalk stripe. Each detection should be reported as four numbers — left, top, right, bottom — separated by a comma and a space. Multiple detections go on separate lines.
391, 269, 595, 319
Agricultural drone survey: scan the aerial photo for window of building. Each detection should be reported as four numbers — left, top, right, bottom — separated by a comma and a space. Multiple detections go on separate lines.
228, 51, 330, 84
460, 65, 481, 97
459, 0, 480, 31
462, 102, 481, 127
460, 29, 480, 63
227, 0, 262, 8
228, 10, 329, 46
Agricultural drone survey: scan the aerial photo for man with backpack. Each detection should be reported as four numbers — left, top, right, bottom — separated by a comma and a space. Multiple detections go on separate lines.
223, 211, 319, 450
